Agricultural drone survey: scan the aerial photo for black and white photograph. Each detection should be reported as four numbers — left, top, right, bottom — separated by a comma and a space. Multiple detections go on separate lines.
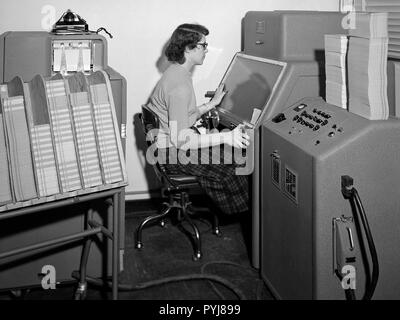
0, 0, 398, 312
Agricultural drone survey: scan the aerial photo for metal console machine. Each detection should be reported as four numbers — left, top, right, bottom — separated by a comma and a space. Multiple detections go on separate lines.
261, 97, 400, 299
0, 31, 127, 290
217, 11, 345, 268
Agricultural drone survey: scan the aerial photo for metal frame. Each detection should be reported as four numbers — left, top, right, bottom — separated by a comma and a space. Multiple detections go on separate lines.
0, 187, 122, 300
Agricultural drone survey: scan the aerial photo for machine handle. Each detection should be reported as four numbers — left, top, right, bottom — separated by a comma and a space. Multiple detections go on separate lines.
255, 40, 264, 45
346, 227, 355, 251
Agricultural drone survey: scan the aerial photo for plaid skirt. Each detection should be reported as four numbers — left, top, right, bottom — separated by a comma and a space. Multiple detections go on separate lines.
158, 145, 249, 215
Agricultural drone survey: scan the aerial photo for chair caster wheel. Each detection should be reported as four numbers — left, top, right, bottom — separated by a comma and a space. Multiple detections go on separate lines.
135, 242, 143, 249
192, 251, 202, 261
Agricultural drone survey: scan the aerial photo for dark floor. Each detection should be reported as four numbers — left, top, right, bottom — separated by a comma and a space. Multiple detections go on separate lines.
0, 197, 273, 300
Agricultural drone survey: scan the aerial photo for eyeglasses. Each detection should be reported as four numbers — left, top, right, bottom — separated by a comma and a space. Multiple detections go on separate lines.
197, 42, 208, 50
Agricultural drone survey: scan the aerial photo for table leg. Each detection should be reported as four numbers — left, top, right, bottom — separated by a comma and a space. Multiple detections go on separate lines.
112, 191, 120, 300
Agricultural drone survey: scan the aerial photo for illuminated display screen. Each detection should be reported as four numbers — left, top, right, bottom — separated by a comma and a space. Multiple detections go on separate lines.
218, 53, 286, 124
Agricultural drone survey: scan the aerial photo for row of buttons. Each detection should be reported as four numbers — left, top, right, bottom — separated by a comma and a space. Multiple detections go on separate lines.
312, 108, 331, 119
300, 111, 329, 125
293, 115, 321, 131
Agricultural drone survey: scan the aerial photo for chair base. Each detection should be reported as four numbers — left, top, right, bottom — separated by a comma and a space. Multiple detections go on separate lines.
135, 192, 220, 260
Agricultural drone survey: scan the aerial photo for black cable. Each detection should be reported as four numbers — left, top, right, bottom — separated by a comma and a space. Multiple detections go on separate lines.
341, 176, 379, 301
96, 28, 113, 39
335, 269, 356, 300
71, 271, 246, 300
52, 27, 113, 39
345, 288, 357, 300
353, 189, 379, 300
200, 261, 261, 300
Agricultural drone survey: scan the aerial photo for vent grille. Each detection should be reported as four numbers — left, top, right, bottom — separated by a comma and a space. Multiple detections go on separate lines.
285, 166, 298, 203
271, 155, 281, 189
256, 20, 266, 34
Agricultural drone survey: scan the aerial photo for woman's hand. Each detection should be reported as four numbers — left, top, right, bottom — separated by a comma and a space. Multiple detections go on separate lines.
209, 83, 226, 109
223, 124, 250, 149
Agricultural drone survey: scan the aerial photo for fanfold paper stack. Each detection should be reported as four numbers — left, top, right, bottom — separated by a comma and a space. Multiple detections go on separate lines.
349, 11, 388, 39
90, 83, 124, 184
357, 0, 400, 59
69, 91, 103, 188
0, 115, 12, 205
1, 96, 37, 201
0, 85, 13, 205
45, 79, 82, 193
325, 34, 349, 109
347, 12, 389, 120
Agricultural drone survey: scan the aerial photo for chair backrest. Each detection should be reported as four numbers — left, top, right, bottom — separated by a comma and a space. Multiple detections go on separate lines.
140, 104, 159, 146
139, 104, 201, 192
140, 104, 179, 187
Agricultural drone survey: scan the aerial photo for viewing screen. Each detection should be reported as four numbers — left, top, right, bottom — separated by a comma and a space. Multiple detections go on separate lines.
218, 54, 286, 123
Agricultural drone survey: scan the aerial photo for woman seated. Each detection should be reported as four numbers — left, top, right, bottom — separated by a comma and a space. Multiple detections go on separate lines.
146, 23, 250, 215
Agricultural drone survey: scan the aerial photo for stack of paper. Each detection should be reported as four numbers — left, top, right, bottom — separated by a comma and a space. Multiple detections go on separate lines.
45, 79, 82, 192
2, 96, 37, 201
325, 34, 349, 109
349, 12, 388, 38
0, 90, 13, 205
0, 85, 13, 205
347, 12, 389, 120
360, 0, 400, 59
69, 91, 103, 188
89, 83, 124, 184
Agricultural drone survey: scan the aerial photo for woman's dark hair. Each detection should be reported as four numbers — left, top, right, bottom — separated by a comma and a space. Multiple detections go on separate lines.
165, 23, 209, 64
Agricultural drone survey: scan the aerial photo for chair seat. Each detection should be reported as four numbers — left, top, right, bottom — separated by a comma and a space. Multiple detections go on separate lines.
159, 164, 200, 188
169, 174, 198, 184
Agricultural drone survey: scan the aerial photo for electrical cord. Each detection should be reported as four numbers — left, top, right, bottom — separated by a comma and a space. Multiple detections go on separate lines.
71, 270, 246, 300
353, 189, 379, 300
95, 27, 113, 38
200, 261, 263, 300
52, 27, 113, 39
341, 176, 379, 300
335, 270, 356, 300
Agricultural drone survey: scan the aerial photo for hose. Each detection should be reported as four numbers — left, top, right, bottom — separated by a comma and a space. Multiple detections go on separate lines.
71, 271, 246, 300
200, 261, 263, 300
340, 176, 379, 300
353, 189, 379, 300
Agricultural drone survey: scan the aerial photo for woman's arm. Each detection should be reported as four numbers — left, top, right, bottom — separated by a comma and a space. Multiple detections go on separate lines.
197, 83, 226, 116
167, 82, 248, 150
178, 125, 250, 150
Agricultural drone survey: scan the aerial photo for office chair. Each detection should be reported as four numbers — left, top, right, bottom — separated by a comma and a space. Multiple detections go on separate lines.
135, 105, 221, 260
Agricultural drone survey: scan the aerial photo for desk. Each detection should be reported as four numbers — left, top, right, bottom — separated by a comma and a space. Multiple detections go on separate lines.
0, 187, 123, 300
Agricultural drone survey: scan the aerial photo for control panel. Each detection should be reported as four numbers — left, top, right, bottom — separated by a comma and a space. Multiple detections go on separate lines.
267, 97, 368, 151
